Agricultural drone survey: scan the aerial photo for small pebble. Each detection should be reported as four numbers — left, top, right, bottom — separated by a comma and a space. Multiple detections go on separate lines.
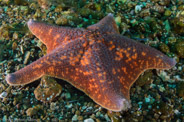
84, 118, 94, 122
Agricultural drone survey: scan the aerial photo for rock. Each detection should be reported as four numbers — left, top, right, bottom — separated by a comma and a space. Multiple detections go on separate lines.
115, 16, 121, 26
159, 42, 170, 53
168, 37, 176, 44
65, 103, 73, 109
12, 42, 17, 50
55, 16, 68, 25
12, 32, 19, 40
164, 9, 172, 16
78, 116, 83, 121
26, 108, 37, 116
0, 83, 6, 93
175, 41, 184, 58
72, 114, 78, 121
34, 76, 62, 102
136, 71, 153, 87
65, 92, 71, 99
54, 5, 63, 13
80, 8, 93, 17
23, 51, 31, 64
140, 9, 150, 17
75, 110, 80, 116
50, 102, 57, 111
84, 118, 94, 122
26, 105, 43, 116
177, 81, 184, 98
0, 91, 8, 98
20, 6, 29, 15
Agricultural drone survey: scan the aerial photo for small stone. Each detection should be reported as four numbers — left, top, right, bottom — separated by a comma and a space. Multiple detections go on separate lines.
65, 92, 71, 99
55, 16, 68, 25
66, 103, 73, 109
24, 51, 31, 64
135, 5, 142, 13
0, 83, 6, 93
175, 41, 184, 58
50, 102, 56, 111
80, 8, 92, 17
152, 4, 165, 13
26, 108, 37, 116
140, 9, 150, 17
136, 71, 153, 87
54, 5, 63, 13
34, 9, 41, 18
71, 108, 75, 114
177, 81, 184, 98
96, 111, 101, 117
34, 76, 62, 102
164, 9, 172, 16
115, 16, 121, 26
12, 32, 19, 40
20, 6, 29, 15
160, 115, 167, 120
72, 114, 78, 121
104, 114, 111, 121
75, 110, 80, 116
37, 0, 51, 9
0, 92, 8, 98
168, 37, 176, 44
3, 115, 7, 122
95, 4, 101, 12
154, 113, 160, 119
78, 116, 83, 121
12, 42, 17, 50
84, 118, 94, 122
159, 42, 170, 53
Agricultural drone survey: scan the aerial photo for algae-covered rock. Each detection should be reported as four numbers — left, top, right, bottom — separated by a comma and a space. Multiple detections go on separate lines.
136, 71, 153, 87
34, 76, 62, 102
175, 41, 184, 58
159, 42, 170, 53
164, 9, 172, 16
171, 10, 184, 34
0, 24, 11, 40
167, 37, 176, 44
153, 101, 173, 120
177, 81, 184, 98
26, 108, 37, 116
26, 104, 43, 116
55, 16, 68, 25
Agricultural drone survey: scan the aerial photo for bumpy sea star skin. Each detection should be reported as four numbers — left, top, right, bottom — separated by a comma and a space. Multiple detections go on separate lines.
6, 13, 176, 112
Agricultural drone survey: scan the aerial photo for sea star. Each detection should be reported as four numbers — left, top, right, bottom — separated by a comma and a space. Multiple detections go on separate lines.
6, 13, 176, 112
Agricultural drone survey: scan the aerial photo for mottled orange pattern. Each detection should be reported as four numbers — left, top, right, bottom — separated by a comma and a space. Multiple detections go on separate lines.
6, 13, 176, 111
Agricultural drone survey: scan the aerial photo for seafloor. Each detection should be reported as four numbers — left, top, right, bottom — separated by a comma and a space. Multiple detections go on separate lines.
0, 0, 183, 121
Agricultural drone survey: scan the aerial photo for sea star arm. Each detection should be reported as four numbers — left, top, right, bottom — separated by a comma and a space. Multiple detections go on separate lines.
68, 34, 176, 112
6, 37, 87, 85
87, 13, 119, 34
5, 14, 177, 112
61, 42, 132, 112
100, 33, 176, 100
27, 19, 85, 53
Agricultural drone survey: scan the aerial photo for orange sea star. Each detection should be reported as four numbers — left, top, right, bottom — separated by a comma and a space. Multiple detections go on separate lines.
6, 13, 176, 111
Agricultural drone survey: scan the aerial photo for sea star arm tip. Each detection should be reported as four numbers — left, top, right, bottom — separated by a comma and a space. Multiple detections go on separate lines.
169, 57, 177, 68
119, 98, 131, 111
6, 74, 16, 86
107, 13, 114, 17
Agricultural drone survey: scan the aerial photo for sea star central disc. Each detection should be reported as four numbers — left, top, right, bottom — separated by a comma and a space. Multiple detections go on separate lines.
6, 13, 176, 112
